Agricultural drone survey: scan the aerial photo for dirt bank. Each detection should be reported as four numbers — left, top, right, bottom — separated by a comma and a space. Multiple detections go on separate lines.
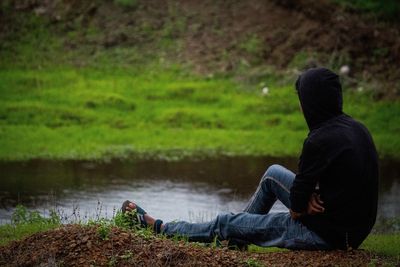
0, 225, 392, 266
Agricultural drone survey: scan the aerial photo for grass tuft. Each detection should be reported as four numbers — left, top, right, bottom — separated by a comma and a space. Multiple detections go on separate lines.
0, 205, 61, 246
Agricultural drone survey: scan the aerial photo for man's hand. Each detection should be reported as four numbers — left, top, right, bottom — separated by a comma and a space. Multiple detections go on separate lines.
290, 209, 303, 220
307, 193, 324, 215
290, 193, 324, 220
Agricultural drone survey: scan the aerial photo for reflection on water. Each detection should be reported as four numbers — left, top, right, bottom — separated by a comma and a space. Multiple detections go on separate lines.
0, 157, 399, 223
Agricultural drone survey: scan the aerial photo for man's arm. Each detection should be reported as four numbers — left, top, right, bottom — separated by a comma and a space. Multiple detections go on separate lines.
290, 140, 328, 217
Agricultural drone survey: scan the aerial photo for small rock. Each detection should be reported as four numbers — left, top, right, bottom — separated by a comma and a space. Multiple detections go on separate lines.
34, 7, 47, 16
82, 236, 89, 243
340, 65, 350, 75
262, 87, 269, 96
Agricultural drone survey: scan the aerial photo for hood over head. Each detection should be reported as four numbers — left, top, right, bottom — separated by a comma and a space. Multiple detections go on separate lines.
296, 67, 343, 130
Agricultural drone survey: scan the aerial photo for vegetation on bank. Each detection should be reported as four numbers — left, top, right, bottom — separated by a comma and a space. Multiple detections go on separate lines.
1, 63, 399, 161
0, 206, 60, 246
1, 206, 399, 263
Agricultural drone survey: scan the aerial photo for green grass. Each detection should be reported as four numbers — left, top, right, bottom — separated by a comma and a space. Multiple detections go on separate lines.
0, 222, 59, 246
0, 205, 61, 246
248, 233, 400, 260
360, 234, 400, 258
0, 64, 399, 161
248, 245, 287, 253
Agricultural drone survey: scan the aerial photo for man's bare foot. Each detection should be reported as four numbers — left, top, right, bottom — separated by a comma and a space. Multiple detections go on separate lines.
124, 201, 161, 229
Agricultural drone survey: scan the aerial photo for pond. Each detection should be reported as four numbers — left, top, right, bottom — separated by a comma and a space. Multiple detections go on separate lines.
0, 157, 399, 224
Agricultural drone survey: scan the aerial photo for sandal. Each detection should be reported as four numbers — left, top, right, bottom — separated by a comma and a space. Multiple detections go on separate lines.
121, 200, 163, 234
121, 200, 148, 228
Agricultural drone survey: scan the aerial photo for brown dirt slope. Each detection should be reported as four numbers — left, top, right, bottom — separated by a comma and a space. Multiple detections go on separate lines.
2, 0, 400, 96
0, 225, 392, 267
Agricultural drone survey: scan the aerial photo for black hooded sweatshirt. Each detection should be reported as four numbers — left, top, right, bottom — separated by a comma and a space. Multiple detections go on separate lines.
290, 68, 379, 249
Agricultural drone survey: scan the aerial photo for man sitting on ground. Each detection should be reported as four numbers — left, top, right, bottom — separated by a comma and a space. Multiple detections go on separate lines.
122, 67, 379, 250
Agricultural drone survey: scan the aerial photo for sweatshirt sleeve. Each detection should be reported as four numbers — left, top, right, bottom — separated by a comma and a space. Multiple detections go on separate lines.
290, 140, 328, 213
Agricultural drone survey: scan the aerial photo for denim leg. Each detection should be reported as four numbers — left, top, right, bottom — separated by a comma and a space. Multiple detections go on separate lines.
162, 164, 331, 250
163, 212, 331, 250
244, 164, 295, 214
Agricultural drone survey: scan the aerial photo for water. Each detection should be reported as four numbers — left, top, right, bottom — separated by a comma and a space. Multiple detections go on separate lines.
0, 157, 399, 224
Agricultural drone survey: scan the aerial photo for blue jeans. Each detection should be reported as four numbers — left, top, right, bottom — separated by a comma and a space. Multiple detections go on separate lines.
162, 164, 331, 250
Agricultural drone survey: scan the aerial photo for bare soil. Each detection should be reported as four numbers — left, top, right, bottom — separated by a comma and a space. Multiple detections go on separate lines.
0, 225, 393, 267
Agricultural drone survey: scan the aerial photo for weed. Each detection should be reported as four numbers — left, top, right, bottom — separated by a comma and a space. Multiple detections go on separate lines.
119, 250, 133, 260
162, 2, 187, 38
11, 205, 31, 224
239, 34, 264, 56
86, 208, 150, 241
238, 34, 264, 65
97, 219, 112, 240
113, 210, 133, 229
11, 205, 60, 225
367, 258, 379, 267
0, 205, 61, 246
244, 258, 264, 267
170, 233, 189, 244
108, 256, 118, 266
134, 227, 155, 240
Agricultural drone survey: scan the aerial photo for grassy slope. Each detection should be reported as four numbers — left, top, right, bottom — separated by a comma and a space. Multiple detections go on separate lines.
1, 64, 399, 161
0, 7, 399, 161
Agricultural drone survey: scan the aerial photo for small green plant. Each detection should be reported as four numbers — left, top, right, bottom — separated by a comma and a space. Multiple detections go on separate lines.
97, 219, 112, 240
239, 34, 264, 57
11, 205, 60, 225
209, 236, 223, 248
108, 256, 118, 266
244, 258, 264, 267
367, 258, 378, 267
170, 233, 189, 243
135, 227, 155, 240
119, 250, 133, 260
239, 34, 264, 65
113, 210, 133, 229
11, 205, 30, 224
93, 209, 148, 240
